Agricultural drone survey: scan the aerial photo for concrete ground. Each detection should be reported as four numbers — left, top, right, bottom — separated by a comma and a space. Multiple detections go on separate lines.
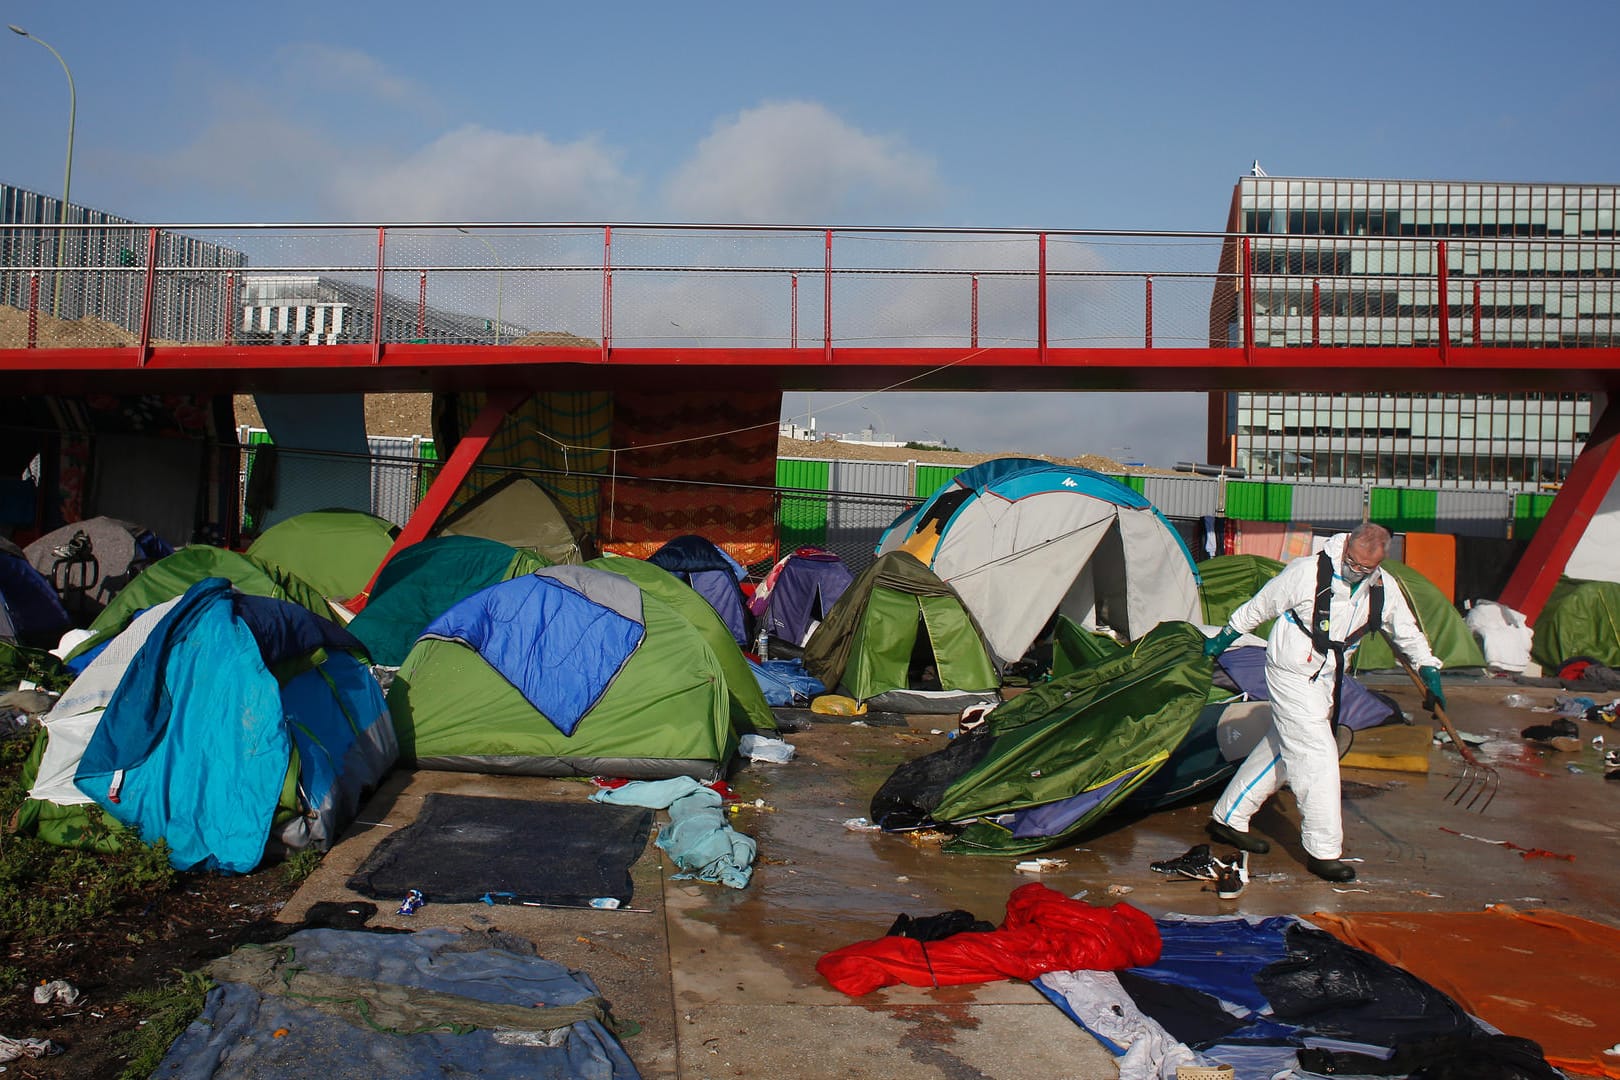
281, 678, 1620, 1079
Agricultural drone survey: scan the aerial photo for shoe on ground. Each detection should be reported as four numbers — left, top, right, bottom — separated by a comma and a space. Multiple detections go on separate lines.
1150, 843, 1219, 880
1306, 856, 1356, 882
1215, 851, 1248, 900
1207, 820, 1270, 854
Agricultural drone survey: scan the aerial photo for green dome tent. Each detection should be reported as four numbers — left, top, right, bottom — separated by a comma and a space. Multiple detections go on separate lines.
347, 536, 549, 666
1198, 555, 1286, 629
65, 546, 331, 664
247, 509, 399, 602
387, 565, 736, 780
586, 555, 777, 736
437, 474, 595, 566
804, 550, 999, 712
1531, 578, 1620, 671
1350, 560, 1486, 672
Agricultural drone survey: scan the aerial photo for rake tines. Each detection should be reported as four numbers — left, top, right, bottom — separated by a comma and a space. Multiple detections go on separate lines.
1443, 755, 1500, 813
1395, 654, 1500, 815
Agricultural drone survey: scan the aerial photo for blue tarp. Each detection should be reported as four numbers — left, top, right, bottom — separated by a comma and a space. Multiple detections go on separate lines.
159, 928, 639, 1080
423, 575, 643, 736
748, 658, 825, 706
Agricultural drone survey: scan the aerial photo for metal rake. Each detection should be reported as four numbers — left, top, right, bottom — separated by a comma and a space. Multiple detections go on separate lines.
1397, 657, 1499, 813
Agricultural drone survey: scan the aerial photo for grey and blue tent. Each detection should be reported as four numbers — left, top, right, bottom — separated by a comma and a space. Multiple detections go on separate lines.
876, 458, 1201, 667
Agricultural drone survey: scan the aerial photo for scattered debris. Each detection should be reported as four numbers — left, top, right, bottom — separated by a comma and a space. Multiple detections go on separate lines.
0, 1035, 60, 1063
31, 980, 81, 1006
1013, 858, 1068, 874
841, 817, 881, 832
1440, 827, 1576, 862
738, 734, 796, 763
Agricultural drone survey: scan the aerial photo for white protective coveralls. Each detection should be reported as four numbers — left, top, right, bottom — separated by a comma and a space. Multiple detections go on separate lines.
1210, 533, 1440, 860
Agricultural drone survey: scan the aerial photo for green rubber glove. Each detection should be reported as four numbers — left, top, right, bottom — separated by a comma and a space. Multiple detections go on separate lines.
1204, 626, 1241, 659
1420, 665, 1446, 710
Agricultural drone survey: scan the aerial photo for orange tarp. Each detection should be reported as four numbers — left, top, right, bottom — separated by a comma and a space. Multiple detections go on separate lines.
1402, 531, 1457, 604
1312, 905, 1620, 1079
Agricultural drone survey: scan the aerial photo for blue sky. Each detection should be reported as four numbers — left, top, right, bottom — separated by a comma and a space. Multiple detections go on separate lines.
6, 1, 1619, 462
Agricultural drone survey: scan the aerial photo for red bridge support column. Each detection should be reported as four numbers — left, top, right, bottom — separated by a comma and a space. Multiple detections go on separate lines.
345, 388, 527, 613
1500, 397, 1620, 622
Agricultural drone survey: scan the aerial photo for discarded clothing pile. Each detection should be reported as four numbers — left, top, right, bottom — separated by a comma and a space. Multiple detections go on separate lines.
816, 883, 1160, 997
1035, 915, 1560, 1080
156, 928, 640, 1079
591, 776, 757, 889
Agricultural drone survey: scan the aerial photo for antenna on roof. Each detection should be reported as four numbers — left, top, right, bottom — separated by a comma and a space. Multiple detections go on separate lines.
1250, 160, 1268, 177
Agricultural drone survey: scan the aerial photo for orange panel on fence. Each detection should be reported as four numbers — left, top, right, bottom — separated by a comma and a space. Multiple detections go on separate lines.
1402, 531, 1457, 603
1312, 906, 1620, 1080
598, 390, 781, 566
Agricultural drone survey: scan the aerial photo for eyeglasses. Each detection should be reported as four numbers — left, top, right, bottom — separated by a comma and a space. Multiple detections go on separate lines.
1343, 553, 1379, 577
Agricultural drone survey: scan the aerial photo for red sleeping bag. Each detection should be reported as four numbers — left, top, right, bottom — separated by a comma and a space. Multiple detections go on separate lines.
816, 882, 1162, 997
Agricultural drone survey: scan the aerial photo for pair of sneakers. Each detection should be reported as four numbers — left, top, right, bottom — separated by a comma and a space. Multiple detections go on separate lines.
1149, 843, 1249, 900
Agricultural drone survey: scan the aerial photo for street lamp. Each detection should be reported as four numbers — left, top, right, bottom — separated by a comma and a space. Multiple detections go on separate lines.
9, 25, 76, 318
860, 404, 886, 441
455, 227, 503, 345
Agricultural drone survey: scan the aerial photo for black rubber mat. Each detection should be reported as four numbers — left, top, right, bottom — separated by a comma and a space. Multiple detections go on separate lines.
347, 794, 653, 907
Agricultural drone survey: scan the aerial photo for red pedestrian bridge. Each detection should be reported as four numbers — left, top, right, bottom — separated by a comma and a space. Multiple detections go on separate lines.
3, 221, 1618, 618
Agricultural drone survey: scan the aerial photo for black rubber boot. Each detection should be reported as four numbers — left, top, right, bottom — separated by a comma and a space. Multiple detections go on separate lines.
1307, 856, 1357, 882
1207, 820, 1270, 854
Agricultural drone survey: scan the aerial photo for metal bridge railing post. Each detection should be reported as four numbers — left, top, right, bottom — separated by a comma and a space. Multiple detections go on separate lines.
137, 226, 159, 366
1437, 240, 1449, 363
372, 226, 387, 363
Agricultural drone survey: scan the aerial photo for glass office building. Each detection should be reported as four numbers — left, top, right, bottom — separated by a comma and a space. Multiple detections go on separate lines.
1209, 177, 1615, 490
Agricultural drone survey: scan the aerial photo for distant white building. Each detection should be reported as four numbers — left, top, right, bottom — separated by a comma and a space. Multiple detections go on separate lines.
1208, 175, 1611, 490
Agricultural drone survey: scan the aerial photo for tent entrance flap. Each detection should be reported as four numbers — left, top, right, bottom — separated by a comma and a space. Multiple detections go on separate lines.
845, 587, 922, 700
919, 594, 998, 692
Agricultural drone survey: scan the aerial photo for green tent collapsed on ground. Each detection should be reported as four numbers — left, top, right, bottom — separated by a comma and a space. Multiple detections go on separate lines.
804, 550, 999, 713
246, 508, 399, 603
870, 621, 1214, 856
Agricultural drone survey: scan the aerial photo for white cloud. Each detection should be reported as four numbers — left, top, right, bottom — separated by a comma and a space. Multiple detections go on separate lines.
274, 43, 443, 117
664, 101, 941, 223
326, 126, 637, 221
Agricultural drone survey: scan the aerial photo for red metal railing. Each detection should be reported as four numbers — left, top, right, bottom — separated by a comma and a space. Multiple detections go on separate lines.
2, 222, 1620, 369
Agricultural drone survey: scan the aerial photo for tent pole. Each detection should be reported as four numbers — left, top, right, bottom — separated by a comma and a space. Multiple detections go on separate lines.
344, 389, 527, 613
1499, 396, 1620, 622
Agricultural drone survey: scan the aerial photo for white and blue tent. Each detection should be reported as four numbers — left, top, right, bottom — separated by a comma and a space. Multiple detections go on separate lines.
876, 459, 1201, 666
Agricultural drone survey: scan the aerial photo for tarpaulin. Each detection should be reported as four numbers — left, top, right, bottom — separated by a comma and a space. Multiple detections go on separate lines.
1312, 905, 1620, 1080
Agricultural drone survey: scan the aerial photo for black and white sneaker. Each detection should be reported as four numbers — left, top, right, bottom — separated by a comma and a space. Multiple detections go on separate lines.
1149, 843, 1221, 881
1215, 851, 1249, 899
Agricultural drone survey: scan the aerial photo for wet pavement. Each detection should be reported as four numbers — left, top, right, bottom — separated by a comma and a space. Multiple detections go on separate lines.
282, 678, 1620, 1078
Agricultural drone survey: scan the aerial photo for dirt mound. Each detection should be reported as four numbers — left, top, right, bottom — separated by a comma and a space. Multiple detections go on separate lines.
233, 393, 433, 439
0, 305, 138, 349
776, 436, 1140, 475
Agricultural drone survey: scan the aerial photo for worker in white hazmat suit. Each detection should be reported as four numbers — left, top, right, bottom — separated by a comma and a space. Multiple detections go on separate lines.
1202, 523, 1444, 882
